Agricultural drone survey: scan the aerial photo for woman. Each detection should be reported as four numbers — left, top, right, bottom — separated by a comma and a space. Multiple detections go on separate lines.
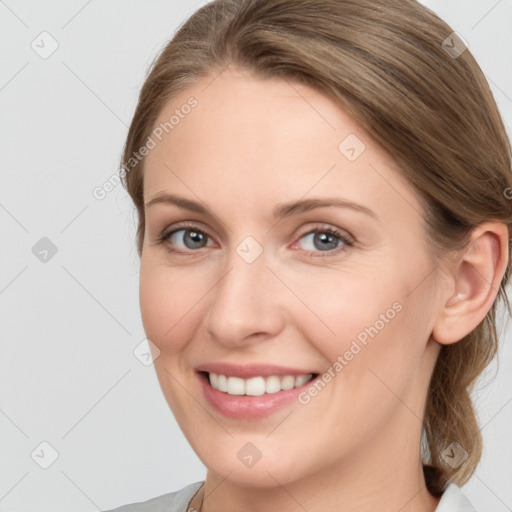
106, 0, 512, 510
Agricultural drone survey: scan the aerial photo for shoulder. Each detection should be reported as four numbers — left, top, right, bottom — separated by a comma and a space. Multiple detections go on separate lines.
102, 481, 204, 512
102, 480, 477, 512
435, 483, 479, 512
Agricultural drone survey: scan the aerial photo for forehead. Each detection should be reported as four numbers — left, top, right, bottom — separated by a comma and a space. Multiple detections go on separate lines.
143, 67, 421, 220
146, 67, 379, 165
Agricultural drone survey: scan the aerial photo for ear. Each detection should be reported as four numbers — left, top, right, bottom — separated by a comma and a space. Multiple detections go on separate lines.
432, 221, 509, 345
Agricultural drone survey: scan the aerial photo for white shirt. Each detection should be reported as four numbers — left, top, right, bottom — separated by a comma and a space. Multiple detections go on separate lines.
103, 481, 478, 511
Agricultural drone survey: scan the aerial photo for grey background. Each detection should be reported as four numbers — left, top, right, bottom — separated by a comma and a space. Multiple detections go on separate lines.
0, 1, 511, 511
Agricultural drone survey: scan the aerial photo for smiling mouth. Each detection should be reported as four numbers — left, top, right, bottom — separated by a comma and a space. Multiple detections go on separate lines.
202, 371, 318, 396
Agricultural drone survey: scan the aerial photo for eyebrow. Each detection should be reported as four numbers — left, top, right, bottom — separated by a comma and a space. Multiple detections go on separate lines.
145, 193, 377, 220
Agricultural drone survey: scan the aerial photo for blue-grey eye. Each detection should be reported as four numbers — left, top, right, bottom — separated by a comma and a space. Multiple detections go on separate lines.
299, 231, 342, 252
169, 228, 211, 250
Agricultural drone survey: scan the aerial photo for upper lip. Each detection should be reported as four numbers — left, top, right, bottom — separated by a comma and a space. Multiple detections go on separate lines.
195, 362, 318, 379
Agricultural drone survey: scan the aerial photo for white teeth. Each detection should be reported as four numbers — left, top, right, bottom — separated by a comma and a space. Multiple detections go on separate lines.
265, 376, 282, 394
209, 372, 219, 388
294, 374, 311, 387
245, 377, 266, 396
208, 372, 314, 395
226, 376, 245, 395
280, 375, 295, 390
217, 374, 228, 392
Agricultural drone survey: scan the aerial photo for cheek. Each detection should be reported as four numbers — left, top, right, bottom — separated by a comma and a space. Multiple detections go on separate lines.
139, 258, 220, 361
304, 260, 430, 396
293, 264, 408, 356
139, 259, 191, 352
139, 259, 203, 418
324, 280, 435, 419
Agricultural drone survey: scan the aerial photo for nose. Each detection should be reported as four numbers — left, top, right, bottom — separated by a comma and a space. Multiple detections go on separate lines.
203, 242, 285, 348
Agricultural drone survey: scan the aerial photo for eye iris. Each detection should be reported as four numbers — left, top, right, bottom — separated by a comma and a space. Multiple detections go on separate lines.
314, 232, 338, 251
184, 230, 206, 249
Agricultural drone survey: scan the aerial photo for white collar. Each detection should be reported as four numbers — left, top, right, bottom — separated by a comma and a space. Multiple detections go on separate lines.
435, 483, 478, 512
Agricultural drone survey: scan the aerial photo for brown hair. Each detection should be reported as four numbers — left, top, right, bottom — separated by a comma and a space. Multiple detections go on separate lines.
120, 0, 512, 493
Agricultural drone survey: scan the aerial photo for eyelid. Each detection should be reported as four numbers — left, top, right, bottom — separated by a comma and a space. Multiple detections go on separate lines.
159, 221, 218, 247
161, 220, 213, 235
290, 224, 354, 257
295, 223, 354, 244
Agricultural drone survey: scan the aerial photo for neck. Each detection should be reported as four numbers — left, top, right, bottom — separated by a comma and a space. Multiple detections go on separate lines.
199, 416, 440, 512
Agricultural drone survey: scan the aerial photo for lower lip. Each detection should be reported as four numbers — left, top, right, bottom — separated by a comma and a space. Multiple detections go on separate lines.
197, 372, 315, 419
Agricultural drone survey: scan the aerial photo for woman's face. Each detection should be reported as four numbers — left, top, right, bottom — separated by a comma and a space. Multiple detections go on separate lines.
140, 67, 443, 487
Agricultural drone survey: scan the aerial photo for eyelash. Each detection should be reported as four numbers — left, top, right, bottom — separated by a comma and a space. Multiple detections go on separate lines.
156, 222, 354, 258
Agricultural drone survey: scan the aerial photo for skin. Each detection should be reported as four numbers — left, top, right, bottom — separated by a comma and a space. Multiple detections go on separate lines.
139, 65, 508, 512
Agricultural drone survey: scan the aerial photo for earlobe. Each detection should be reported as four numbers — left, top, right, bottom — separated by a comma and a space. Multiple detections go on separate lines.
432, 221, 509, 346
